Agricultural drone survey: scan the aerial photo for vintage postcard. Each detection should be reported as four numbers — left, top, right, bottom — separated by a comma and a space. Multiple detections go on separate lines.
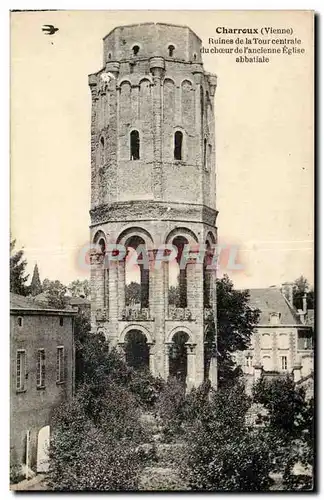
10, 10, 314, 491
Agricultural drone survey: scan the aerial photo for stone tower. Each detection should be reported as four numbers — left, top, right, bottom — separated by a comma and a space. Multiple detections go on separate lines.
89, 23, 218, 389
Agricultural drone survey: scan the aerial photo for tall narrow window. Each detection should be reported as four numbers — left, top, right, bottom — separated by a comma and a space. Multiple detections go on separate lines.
281, 356, 288, 371
174, 131, 183, 161
56, 346, 65, 383
100, 136, 105, 165
16, 350, 26, 391
130, 130, 140, 160
203, 138, 207, 168
37, 349, 45, 388
168, 45, 175, 57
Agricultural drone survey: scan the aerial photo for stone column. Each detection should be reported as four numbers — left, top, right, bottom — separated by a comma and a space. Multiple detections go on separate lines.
186, 343, 197, 391
147, 343, 155, 377
164, 343, 172, 381
108, 260, 119, 342
118, 257, 126, 317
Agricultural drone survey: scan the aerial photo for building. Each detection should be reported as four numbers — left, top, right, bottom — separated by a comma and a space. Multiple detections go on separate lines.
10, 293, 76, 475
88, 23, 218, 388
235, 286, 314, 391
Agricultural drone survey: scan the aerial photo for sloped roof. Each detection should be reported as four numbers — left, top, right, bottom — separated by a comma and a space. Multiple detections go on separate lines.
247, 288, 300, 325
10, 293, 49, 310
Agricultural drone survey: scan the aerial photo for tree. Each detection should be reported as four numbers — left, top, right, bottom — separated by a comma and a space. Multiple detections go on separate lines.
10, 239, 29, 296
253, 376, 314, 490
29, 263, 42, 296
68, 279, 90, 299
205, 275, 260, 387
47, 383, 149, 491
182, 383, 274, 491
293, 276, 314, 310
42, 279, 67, 309
125, 281, 141, 306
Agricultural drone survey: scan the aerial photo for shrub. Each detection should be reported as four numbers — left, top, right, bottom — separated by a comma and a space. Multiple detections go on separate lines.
181, 382, 274, 491
156, 377, 187, 441
47, 383, 149, 491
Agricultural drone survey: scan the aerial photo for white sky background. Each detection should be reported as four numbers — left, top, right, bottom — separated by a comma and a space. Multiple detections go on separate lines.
10, 10, 314, 290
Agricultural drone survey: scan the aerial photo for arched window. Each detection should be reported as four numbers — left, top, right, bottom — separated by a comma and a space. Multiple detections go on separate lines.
174, 131, 183, 161
130, 130, 140, 160
108, 52, 112, 60
132, 45, 140, 56
168, 45, 175, 57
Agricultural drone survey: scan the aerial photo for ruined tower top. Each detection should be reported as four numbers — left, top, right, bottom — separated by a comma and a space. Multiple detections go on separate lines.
102, 22, 203, 65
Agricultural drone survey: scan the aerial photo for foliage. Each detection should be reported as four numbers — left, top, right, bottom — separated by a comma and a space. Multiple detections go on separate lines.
68, 279, 90, 298
125, 281, 141, 305
29, 263, 42, 296
10, 239, 29, 296
182, 382, 274, 491
156, 377, 187, 442
47, 384, 148, 491
293, 275, 314, 310
253, 375, 314, 490
42, 278, 67, 308
128, 368, 165, 410
205, 275, 260, 387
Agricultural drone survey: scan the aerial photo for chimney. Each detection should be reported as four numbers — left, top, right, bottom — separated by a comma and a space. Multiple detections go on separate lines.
302, 293, 307, 314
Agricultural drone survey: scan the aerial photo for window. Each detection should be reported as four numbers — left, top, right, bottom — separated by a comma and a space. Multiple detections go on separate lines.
168, 45, 175, 57
16, 350, 26, 391
108, 52, 112, 60
193, 53, 197, 61
261, 333, 272, 349
298, 331, 312, 350
246, 356, 253, 368
59, 317, 64, 327
278, 333, 289, 349
37, 349, 45, 388
269, 312, 281, 325
132, 45, 140, 56
100, 136, 105, 165
174, 131, 183, 161
203, 138, 207, 168
281, 355, 288, 371
130, 130, 140, 160
18, 317, 23, 327
56, 346, 65, 383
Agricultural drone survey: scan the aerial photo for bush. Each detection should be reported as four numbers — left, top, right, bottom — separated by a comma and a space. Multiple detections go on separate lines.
156, 377, 187, 441
181, 382, 274, 491
47, 383, 149, 491
128, 368, 165, 410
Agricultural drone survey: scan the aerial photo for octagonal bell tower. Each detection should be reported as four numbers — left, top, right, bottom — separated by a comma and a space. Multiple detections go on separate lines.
89, 23, 218, 389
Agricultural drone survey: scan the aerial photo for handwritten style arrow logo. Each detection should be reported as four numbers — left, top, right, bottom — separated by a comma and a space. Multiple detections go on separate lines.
42, 25, 59, 35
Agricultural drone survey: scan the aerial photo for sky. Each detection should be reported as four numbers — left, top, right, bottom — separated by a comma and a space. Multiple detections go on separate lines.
10, 10, 314, 290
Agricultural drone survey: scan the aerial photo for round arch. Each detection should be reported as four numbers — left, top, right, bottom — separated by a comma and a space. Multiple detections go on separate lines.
166, 325, 194, 344
117, 226, 154, 250
36, 425, 50, 473
164, 226, 199, 246
92, 229, 107, 245
119, 324, 154, 345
